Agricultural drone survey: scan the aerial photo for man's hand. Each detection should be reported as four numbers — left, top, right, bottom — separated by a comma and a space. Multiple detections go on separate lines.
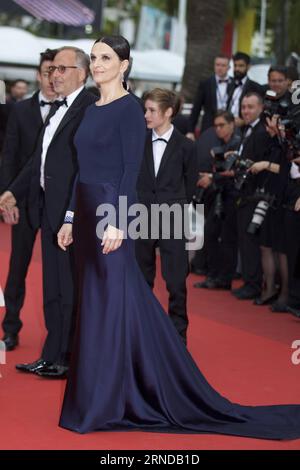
266, 115, 281, 138
2, 206, 19, 225
295, 197, 300, 212
101, 224, 124, 254
57, 224, 73, 251
197, 173, 212, 189
248, 161, 269, 175
224, 151, 238, 159
219, 170, 235, 177
186, 132, 196, 142
0, 191, 16, 212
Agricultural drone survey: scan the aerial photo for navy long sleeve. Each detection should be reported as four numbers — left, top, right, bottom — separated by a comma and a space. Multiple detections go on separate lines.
69, 95, 146, 227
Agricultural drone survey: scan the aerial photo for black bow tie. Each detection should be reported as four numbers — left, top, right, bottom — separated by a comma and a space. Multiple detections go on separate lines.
44, 97, 68, 127
243, 124, 253, 135
235, 80, 244, 87
153, 138, 168, 144
40, 100, 52, 107
218, 79, 229, 84
54, 97, 68, 108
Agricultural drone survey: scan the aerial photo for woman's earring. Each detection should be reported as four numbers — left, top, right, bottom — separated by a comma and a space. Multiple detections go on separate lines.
120, 72, 124, 82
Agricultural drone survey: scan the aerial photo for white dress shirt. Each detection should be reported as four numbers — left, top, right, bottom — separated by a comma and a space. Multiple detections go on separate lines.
230, 76, 248, 117
215, 75, 230, 110
40, 85, 84, 189
38, 91, 52, 123
152, 125, 174, 177
290, 162, 300, 179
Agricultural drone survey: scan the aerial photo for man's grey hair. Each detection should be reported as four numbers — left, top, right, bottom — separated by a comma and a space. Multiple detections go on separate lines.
56, 46, 90, 82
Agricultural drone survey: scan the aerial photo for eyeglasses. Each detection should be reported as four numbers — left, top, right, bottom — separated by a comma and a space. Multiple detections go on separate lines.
48, 65, 78, 74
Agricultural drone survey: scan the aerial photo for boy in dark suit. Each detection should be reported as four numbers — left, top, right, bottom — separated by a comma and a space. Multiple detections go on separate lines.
136, 89, 197, 344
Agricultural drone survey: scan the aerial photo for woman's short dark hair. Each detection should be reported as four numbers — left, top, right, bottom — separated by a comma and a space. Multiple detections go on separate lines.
94, 36, 130, 89
214, 110, 235, 124
143, 88, 181, 118
94, 35, 130, 61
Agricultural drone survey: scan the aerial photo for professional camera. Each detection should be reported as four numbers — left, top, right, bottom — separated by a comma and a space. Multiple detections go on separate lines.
211, 147, 239, 172
262, 90, 290, 122
234, 158, 254, 190
192, 187, 205, 205
213, 191, 224, 219
247, 189, 276, 235
280, 105, 300, 160
212, 146, 254, 190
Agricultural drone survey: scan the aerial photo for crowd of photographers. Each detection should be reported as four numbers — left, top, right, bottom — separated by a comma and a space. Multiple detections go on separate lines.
188, 52, 300, 319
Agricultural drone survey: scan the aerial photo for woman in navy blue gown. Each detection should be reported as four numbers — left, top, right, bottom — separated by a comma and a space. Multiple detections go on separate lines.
57, 36, 300, 439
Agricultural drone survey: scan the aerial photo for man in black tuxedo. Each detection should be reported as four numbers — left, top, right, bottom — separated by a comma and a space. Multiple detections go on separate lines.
227, 52, 264, 128
0, 47, 97, 377
232, 92, 273, 300
136, 89, 197, 345
187, 55, 233, 138
0, 49, 58, 351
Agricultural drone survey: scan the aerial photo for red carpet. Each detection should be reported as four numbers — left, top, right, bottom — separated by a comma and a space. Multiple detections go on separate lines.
1, 221, 300, 450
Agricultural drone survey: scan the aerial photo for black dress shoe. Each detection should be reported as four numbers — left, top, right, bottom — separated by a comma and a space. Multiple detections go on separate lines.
235, 288, 261, 300
232, 284, 247, 295
2, 334, 19, 351
15, 358, 53, 374
287, 306, 300, 318
36, 364, 68, 379
214, 279, 232, 290
190, 266, 207, 276
194, 278, 217, 289
254, 292, 278, 306
270, 301, 288, 313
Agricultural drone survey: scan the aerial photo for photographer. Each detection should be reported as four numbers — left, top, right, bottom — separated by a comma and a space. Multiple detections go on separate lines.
247, 95, 300, 314
232, 93, 273, 300
247, 115, 289, 310
276, 113, 300, 317
194, 111, 240, 290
